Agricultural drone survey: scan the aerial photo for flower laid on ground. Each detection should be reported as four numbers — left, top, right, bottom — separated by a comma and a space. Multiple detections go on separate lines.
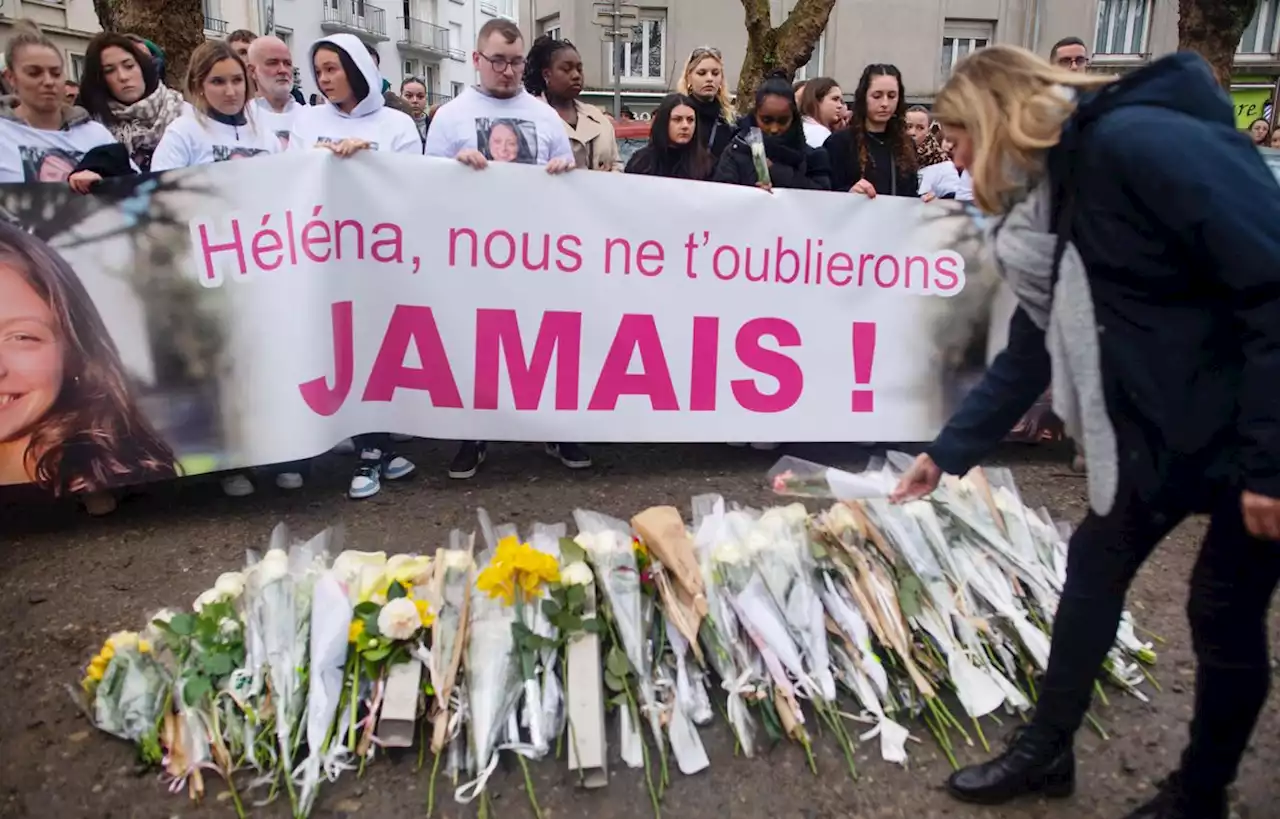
71, 459, 1161, 819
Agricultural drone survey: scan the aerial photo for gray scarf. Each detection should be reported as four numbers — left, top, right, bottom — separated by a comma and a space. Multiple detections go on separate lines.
989, 179, 1118, 515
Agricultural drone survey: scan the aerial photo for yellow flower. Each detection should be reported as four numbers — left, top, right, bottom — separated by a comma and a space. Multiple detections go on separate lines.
138, 639, 152, 654
99, 644, 115, 662
81, 676, 97, 693
87, 656, 107, 681
348, 620, 365, 643
476, 562, 516, 605
413, 598, 435, 628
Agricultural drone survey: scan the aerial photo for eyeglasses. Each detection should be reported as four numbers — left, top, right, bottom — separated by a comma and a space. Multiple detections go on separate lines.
1056, 56, 1090, 68
688, 46, 722, 62
479, 53, 526, 73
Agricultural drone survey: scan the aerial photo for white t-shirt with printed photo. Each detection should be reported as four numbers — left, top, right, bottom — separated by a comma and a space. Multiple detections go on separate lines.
424, 87, 574, 165
0, 116, 119, 183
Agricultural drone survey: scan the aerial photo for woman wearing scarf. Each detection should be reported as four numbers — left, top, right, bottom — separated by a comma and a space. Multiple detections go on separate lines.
713, 71, 830, 191
625, 93, 713, 180
676, 46, 734, 161
76, 33, 184, 172
891, 46, 1280, 819
906, 105, 950, 167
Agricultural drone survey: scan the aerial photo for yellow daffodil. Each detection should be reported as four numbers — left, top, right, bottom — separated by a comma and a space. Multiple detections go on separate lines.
476, 562, 516, 605
99, 644, 115, 662
413, 598, 435, 628
81, 676, 97, 693
348, 620, 365, 643
87, 656, 107, 681
138, 639, 152, 654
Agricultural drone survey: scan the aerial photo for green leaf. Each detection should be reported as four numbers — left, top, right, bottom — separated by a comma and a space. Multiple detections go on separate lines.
559, 537, 586, 566
608, 692, 628, 708
521, 653, 536, 681
183, 675, 212, 705
362, 614, 382, 638
582, 618, 606, 635
363, 646, 392, 664
353, 602, 381, 618
511, 621, 533, 641
603, 670, 625, 693
203, 653, 234, 677
169, 613, 197, 637
565, 585, 586, 608
541, 598, 562, 619
605, 646, 630, 678
559, 614, 583, 632
387, 581, 408, 601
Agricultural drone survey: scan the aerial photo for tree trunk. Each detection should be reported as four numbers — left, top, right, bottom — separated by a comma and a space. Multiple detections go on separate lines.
735, 0, 837, 114
1177, 0, 1259, 89
94, 0, 206, 91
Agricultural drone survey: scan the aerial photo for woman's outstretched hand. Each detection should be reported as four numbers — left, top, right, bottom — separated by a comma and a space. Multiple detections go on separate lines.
889, 453, 943, 504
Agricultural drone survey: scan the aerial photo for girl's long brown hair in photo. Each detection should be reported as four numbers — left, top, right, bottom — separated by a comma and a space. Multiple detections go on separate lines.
0, 221, 177, 493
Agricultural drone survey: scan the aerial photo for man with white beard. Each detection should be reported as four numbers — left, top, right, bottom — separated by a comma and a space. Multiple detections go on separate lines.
247, 35, 300, 149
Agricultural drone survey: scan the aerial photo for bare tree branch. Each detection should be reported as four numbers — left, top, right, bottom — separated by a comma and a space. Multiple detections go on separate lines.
735, 0, 836, 113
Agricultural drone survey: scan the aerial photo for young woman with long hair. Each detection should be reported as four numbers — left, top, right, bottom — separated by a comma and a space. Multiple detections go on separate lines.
713, 71, 830, 190
798, 76, 847, 148
676, 46, 735, 160
891, 45, 1280, 819
0, 23, 121, 185
624, 93, 713, 180
524, 35, 621, 171
0, 221, 177, 497
150, 41, 281, 172
76, 32, 185, 172
905, 104, 949, 168
823, 63, 917, 196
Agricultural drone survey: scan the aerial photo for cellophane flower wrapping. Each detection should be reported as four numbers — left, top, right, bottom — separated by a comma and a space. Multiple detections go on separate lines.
93, 643, 169, 744
528, 522, 566, 752
243, 524, 329, 790
295, 569, 353, 817
428, 531, 473, 756
690, 494, 759, 756
572, 509, 661, 753
457, 511, 521, 802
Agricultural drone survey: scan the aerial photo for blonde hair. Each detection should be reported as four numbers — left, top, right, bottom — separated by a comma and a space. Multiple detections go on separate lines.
933, 45, 1111, 214
677, 48, 734, 124
4, 20, 61, 73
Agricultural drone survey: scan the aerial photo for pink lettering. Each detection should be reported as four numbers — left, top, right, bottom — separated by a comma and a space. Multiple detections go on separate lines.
474, 309, 582, 411
362, 305, 463, 408
587, 314, 679, 411
690, 316, 719, 411
298, 301, 354, 416
732, 318, 803, 413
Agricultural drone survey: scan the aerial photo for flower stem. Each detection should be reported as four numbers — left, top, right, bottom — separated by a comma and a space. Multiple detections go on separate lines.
1085, 711, 1110, 741
348, 660, 361, 750
973, 717, 990, 753
426, 747, 442, 817
516, 753, 543, 819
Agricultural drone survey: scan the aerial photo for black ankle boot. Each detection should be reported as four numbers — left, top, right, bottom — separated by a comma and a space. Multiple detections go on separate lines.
1122, 773, 1227, 819
946, 726, 1074, 805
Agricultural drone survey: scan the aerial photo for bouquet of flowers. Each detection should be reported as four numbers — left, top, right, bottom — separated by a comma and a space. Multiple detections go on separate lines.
79, 629, 167, 766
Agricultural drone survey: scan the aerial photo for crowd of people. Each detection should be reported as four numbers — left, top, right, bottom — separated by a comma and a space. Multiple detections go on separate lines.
2, 14, 1280, 819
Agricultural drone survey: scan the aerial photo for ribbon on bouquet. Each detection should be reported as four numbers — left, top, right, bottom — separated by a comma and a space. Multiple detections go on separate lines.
453, 737, 542, 804
720, 669, 759, 757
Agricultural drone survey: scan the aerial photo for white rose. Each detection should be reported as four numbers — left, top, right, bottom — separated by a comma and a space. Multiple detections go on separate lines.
219, 617, 242, 638
560, 561, 593, 587
780, 503, 809, 526
193, 588, 222, 613
257, 549, 290, 584
712, 541, 747, 566
214, 571, 245, 600
441, 550, 474, 571
377, 598, 422, 641
333, 550, 387, 592
386, 554, 432, 587
746, 529, 772, 554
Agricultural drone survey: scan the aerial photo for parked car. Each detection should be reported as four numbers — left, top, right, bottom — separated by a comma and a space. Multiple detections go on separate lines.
614, 120, 651, 168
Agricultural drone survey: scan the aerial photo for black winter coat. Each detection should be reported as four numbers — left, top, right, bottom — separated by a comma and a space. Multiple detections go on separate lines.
712, 132, 832, 191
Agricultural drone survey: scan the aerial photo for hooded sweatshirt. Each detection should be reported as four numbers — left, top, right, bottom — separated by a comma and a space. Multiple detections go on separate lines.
927, 52, 1280, 503
289, 34, 422, 155
0, 98, 119, 182
150, 104, 283, 172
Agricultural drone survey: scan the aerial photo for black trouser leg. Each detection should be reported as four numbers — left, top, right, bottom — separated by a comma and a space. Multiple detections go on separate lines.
1178, 497, 1280, 806
1031, 484, 1184, 742
354, 434, 390, 452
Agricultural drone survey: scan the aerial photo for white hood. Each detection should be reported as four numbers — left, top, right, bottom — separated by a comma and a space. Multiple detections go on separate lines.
310, 33, 384, 118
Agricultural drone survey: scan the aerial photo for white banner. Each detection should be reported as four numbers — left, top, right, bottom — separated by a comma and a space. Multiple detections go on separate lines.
0, 152, 995, 489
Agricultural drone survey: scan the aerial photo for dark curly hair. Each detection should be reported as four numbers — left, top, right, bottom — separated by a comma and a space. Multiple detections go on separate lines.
849, 63, 916, 177
522, 34, 578, 98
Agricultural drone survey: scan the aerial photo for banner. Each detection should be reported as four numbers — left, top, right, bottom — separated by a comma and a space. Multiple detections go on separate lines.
0, 153, 998, 492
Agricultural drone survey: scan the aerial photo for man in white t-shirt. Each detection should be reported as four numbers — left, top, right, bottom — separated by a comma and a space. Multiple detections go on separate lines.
425, 18, 575, 173
247, 35, 300, 150
425, 17, 588, 480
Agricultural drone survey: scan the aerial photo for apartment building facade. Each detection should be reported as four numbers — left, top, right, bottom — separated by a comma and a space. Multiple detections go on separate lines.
275, 0, 513, 103
517, 0, 1280, 125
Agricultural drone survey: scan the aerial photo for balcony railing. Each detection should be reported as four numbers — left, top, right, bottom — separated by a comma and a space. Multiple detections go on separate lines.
448, 47, 466, 61
479, 1, 497, 15
397, 17, 450, 56
204, 16, 229, 34
321, 0, 389, 39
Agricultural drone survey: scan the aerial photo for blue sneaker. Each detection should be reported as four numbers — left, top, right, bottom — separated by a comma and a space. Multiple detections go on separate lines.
349, 459, 382, 500
381, 451, 416, 481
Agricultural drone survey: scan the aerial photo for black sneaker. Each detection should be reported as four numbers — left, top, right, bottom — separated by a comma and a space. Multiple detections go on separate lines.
546, 442, 592, 469
448, 441, 487, 479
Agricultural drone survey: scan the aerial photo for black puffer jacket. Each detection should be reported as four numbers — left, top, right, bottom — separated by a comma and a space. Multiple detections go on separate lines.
712, 123, 831, 191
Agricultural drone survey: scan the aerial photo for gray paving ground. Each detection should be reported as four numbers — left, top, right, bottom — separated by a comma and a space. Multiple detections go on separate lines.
0, 442, 1275, 818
